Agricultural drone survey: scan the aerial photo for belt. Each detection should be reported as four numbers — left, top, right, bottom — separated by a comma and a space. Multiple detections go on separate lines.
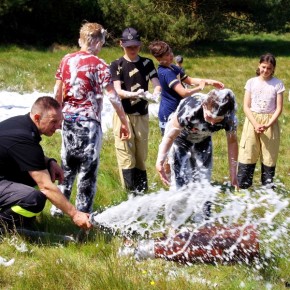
63, 113, 91, 122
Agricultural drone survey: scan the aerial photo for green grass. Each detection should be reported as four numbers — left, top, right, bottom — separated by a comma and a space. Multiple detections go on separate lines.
0, 35, 289, 289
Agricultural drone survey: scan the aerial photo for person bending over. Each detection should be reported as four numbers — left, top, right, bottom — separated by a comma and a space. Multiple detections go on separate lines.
0, 97, 91, 231
156, 89, 238, 219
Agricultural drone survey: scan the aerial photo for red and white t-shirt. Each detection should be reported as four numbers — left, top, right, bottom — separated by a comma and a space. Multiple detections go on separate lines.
55, 51, 112, 122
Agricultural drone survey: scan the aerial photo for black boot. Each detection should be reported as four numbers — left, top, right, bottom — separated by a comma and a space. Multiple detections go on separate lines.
0, 208, 36, 231
261, 163, 275, 188
237, 162, 256, 189
135, 168, 148, 193
122, 168, 136, 192
203, 201, 212, 220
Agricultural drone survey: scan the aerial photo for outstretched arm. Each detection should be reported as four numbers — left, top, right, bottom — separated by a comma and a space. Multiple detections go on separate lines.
112, 80, 145, 99
29, 170, 92, 229
156, 115, 182, 186
184, 77, 224, 90
173, 81, 206, 98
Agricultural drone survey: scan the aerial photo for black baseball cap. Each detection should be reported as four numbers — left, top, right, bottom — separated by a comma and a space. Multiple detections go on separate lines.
121, 27, 141, 47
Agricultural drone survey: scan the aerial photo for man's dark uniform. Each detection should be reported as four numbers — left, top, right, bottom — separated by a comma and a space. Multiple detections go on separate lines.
0, 113, 47, 228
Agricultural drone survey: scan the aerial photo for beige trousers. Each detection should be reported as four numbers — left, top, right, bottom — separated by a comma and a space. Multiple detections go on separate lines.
113, 112, 149, 187
238, 113, 280, 167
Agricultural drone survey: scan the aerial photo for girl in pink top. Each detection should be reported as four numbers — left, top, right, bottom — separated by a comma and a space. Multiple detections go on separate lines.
237, 53, 285, 189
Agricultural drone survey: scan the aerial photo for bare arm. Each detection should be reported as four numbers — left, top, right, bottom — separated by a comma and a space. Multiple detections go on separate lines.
29, 170, 92, 229
173, 76, 224, 98
105, 83, 130, 140
184, 77, 224, 90
243, 90, 264, 133
156, 115, 182, 186
226, 131, 239, 187
112, 80, 144, 99
151, 77, 162, 95
173, 81, 206, 98
44, 157, 64, 184
54, 80, 63, 105
264, 92, 283, 128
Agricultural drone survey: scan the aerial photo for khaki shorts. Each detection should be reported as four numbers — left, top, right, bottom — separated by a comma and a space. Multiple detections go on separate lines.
238, 113, 280, 167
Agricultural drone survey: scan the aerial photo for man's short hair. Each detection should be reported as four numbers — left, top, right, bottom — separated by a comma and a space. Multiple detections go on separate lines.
31, 96, 61, 114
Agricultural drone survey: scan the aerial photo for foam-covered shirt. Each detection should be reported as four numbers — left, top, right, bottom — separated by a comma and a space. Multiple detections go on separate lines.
245, 76, 285, 113
174, 93, 237, 147
55, 51, 112, 122
158, 64, 187, 123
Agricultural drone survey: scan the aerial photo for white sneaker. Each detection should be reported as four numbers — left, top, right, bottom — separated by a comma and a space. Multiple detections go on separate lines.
50, 205, 64, 217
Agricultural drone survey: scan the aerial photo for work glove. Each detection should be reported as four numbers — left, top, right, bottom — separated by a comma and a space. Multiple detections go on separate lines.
129, 89, 145, 105
142, 91, 160, 103
125, 89, 145, 98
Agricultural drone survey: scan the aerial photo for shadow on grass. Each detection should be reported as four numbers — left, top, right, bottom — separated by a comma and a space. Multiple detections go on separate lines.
176, 39, 290, 58
2, 36, 290, 58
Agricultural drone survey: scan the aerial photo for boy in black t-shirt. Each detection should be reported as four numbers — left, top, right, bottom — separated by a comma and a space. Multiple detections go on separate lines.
110, 27, 161, 194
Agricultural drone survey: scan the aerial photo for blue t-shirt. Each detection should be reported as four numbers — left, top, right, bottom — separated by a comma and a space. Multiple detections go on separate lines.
158, 64, 187, 123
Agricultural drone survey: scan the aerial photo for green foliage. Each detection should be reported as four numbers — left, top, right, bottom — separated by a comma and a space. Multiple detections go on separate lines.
0, 0, 103, 45
98, 0, 290, 47
1, 0, 290, 47
99, 0, 225, 47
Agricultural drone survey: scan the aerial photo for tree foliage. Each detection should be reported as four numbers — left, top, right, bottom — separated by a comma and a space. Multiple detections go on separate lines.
99, 0, 290, 48
0, 0, 289, 47
0, 0, 103, 45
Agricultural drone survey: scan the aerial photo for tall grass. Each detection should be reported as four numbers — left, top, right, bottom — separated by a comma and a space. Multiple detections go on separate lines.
0, 35, 289, 289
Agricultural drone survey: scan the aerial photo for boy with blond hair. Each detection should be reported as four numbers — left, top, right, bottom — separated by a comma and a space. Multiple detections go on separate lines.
51, 22, 129, 216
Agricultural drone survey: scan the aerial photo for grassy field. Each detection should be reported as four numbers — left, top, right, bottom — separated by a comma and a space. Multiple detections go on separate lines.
0, 34, 289, 289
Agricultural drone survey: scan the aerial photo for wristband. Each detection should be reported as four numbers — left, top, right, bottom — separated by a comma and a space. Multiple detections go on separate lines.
47, 158, 57, 168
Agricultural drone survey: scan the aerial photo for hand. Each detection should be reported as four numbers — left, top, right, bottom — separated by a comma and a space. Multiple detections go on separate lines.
72, 211, 92, 230
120, 124, 130, 140
231, 175, 239, 188
48, 160, 64, 184
143, 91, 160, 103
254, 123, 266, 133
212, 81, 225, 89
125, 89, 145, 98
156, 162, 170, 186
136, 89, 145, 98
